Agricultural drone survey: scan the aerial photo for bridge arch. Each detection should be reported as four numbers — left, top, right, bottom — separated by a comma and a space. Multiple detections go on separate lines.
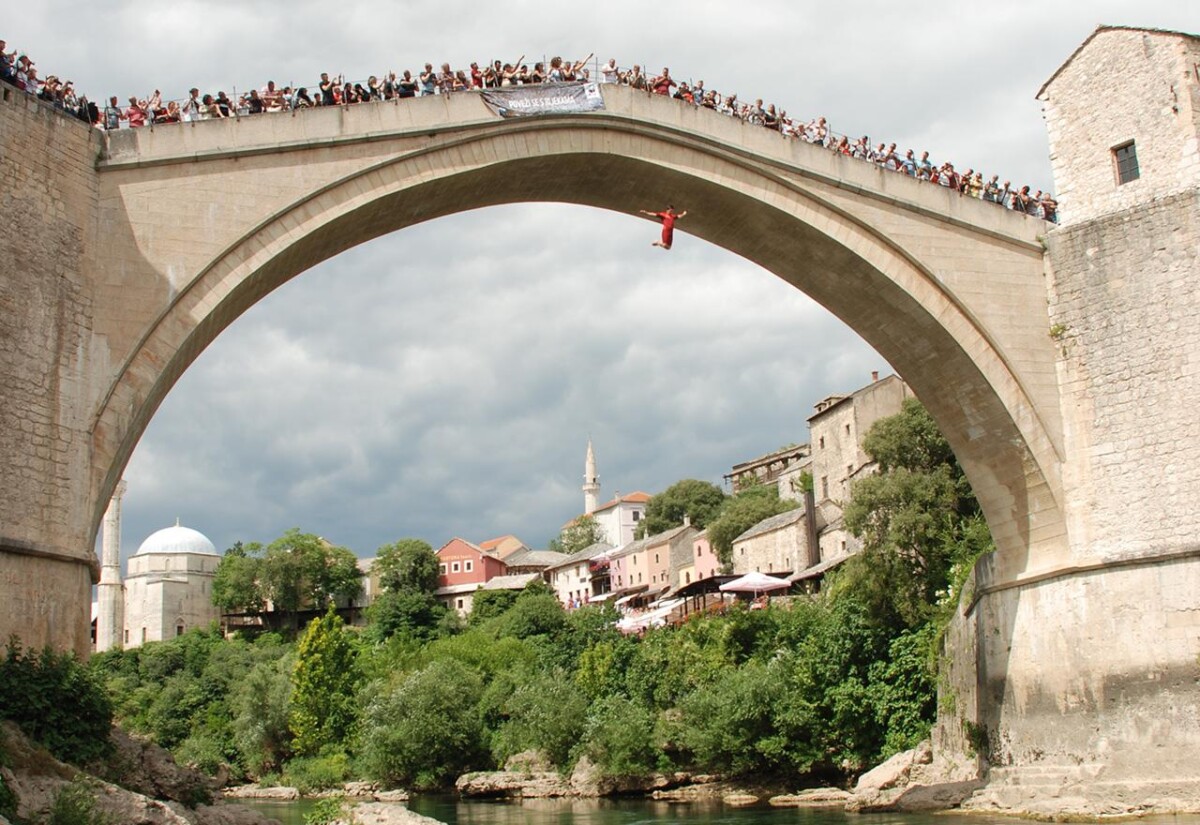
91, 87, 1064, 578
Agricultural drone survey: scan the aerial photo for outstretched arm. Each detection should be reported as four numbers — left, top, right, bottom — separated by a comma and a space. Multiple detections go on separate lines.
677, 210, 688, 219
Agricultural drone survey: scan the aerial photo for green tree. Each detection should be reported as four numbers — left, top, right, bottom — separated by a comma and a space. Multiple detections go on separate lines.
289, 609, 360, 756
469, 589, 518, 624
372, 539, 438, 594
706, 484, 801, 566
638, 479, 726, 538
260, 529, 362, 617
582, 694, 661, 778
841, 399, 992, 627
547, 514, 606, 556
368, 591, 447, 641
359, 659, 488, 789
212, 541, 264, 613
490, 669, 588, 769
0, 639, 113, 764
231, 652, 294, 776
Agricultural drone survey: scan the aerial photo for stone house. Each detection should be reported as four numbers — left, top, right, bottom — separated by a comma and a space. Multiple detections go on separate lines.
808, 373, 912, 561
729, 507, 813, 577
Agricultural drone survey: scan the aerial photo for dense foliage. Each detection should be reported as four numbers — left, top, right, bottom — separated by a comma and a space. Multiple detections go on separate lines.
0, 639, 113, 764
212, 530, 363, 625
637, 479, 726, 537
80, 400, 987, 792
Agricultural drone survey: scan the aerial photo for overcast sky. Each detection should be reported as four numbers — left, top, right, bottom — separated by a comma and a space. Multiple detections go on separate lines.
9, 2, 1196, 564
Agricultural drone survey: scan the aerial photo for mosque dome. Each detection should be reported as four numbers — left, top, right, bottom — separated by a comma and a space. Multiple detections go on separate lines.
135, 522, 218, 556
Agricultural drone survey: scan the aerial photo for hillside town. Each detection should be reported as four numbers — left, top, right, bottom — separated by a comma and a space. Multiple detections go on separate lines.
92, 372, 912, 650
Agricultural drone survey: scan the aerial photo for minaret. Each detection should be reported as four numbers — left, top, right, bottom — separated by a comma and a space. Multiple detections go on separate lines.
583, 440, 600, 514
95, 479, 127, 652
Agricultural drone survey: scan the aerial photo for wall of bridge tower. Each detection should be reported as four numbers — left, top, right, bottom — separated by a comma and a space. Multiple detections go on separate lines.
0, 89, 102, 658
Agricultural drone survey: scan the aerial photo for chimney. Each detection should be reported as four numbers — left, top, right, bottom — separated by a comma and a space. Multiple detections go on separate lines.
871, 370, 879, 382
683, 514, 691, 527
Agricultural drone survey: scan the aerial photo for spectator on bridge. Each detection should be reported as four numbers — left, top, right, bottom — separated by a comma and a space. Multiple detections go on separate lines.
0, 41, 13, 84
262, 80, 285, 111
294, 87, 314, 108
318, 73, 338, 105
181, 87, 202, 121
397, 70, 418, 98
201, 94, 225, 119
437, 63, 455, 94
625, 64, 647, 90
103, 95, 121, 130
651, 67, 676, 96
601, 58, 618, 84
419, 63, 436, 95
469, 62, 483, 89
156, 100, 180, 124
122, 96, 147, 128
243, 88, 264, 115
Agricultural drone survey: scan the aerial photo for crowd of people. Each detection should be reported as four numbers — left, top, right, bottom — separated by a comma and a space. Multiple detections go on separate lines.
1, 39, 1056, 221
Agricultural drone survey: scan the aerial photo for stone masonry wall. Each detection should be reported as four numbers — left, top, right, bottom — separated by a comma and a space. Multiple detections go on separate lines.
0, 88, 101, 657
1046, 190, 1200, 561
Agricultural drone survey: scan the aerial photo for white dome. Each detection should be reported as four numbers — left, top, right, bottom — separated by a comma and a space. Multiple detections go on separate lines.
135, 523, 218, 556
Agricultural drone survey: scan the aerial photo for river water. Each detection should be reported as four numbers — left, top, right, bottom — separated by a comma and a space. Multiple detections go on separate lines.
238, 796, 1198, 825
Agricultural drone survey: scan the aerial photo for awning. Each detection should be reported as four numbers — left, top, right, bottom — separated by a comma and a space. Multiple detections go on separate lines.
613, 585, 649, 607
788, 554, 851, 582
719, 572, 791, 593
587, 591, 616, 603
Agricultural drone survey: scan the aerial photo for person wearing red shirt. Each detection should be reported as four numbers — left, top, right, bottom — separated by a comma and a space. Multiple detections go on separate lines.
638, 205, 688, 250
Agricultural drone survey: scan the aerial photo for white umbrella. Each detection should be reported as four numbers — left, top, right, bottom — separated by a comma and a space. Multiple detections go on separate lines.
718, 572, 791, 595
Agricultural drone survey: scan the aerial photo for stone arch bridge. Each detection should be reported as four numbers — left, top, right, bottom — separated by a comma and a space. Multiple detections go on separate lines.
2, 77, 1197, 808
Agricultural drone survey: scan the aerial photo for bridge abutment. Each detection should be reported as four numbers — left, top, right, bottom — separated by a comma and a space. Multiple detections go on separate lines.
0, 89, 102, 659
935, 28, 1200, 813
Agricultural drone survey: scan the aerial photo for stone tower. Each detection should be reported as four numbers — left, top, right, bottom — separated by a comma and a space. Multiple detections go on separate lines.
95, 479, 127, 652
583, 440, 600, 514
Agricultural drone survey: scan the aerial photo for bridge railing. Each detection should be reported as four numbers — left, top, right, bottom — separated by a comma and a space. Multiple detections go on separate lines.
88, 62, 1058, 222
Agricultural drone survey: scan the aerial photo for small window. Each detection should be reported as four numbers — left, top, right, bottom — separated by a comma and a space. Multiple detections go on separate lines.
456, 598, 464, 610
654, 553, 660, 564
845, 423, 851, 435
818, 436, 825, 449
124, 629, 129, 644
464, 560, 474, 572
821, 476, 829, 498
841, 540, 847, 551
638, 572, 643, 583
1114, 141, 1139, 185
451, 561, 461, 573
176, 624, 185, 637
439, 563, 447, 574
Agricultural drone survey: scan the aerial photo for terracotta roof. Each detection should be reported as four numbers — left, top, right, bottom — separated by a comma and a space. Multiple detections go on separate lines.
1037, 25, 1200, 100
591, 491, 652, 513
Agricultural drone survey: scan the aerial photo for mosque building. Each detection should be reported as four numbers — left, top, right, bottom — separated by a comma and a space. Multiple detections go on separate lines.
94, 482, 222, 651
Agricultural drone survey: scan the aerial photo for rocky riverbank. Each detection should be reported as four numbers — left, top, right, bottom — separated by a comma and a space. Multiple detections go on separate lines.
0, 722, 277, 825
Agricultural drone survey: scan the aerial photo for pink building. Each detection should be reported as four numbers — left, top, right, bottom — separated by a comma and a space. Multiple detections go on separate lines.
692, 530, 723, 582
434, 538, 509, 614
